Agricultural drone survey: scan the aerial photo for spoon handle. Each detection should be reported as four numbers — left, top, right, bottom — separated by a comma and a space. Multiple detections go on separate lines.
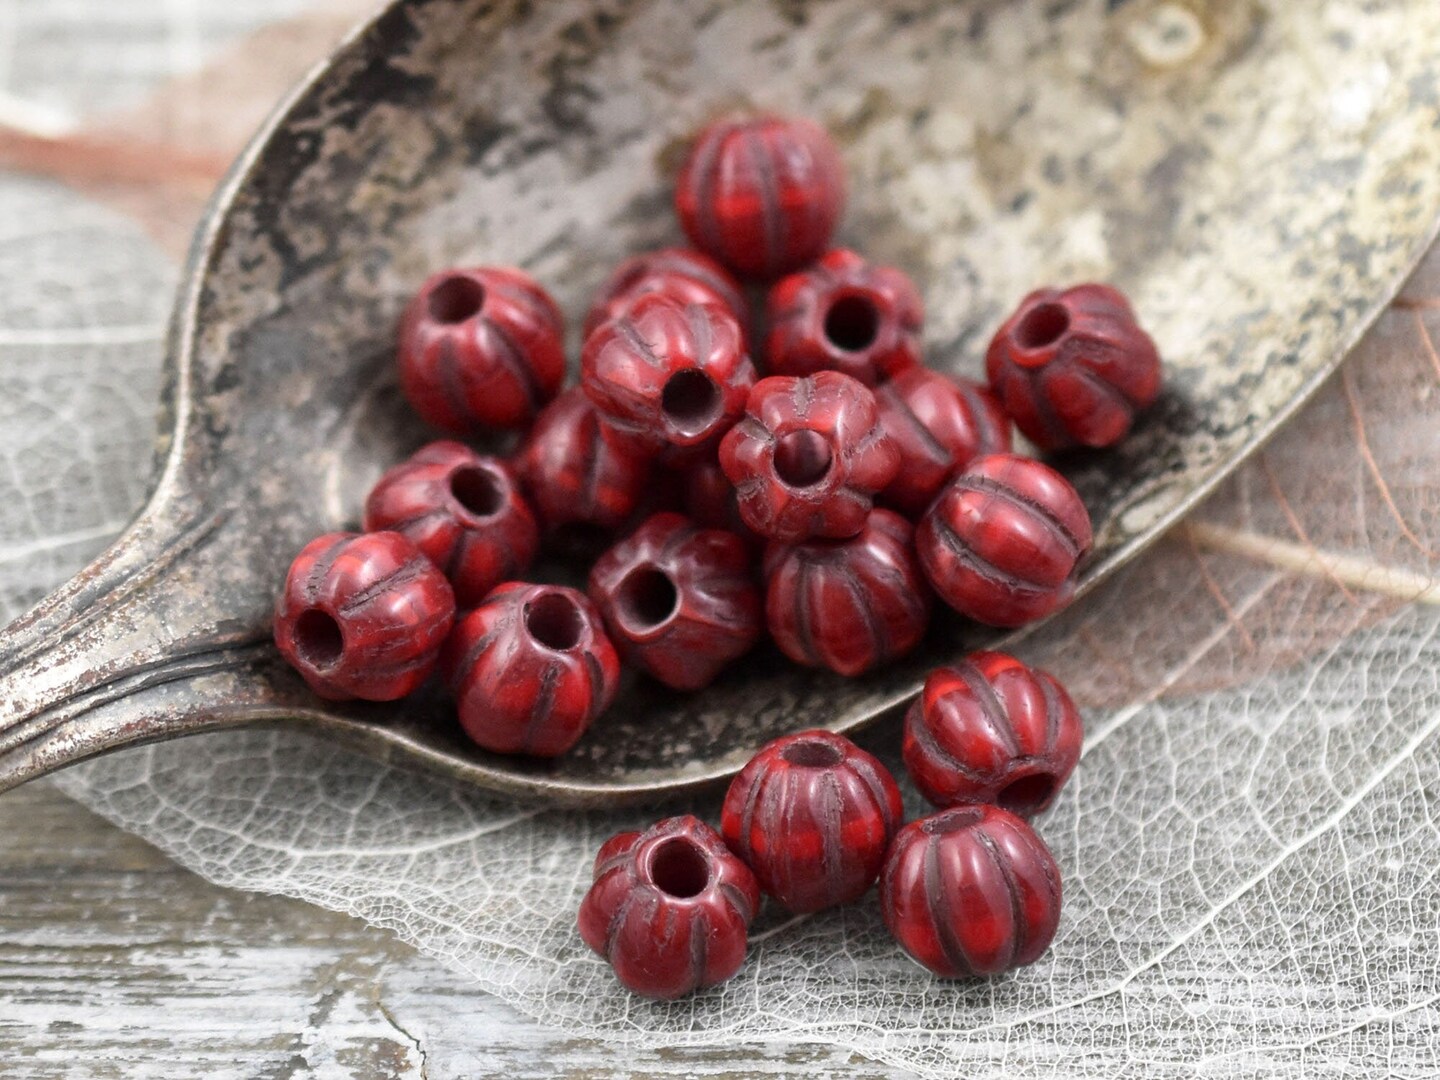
0, 502, 272, 790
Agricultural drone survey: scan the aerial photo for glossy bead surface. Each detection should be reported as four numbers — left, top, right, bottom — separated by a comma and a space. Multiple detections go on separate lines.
720, 729, 903, 913
875, 368, 1012, 516
763, 508, 930, 676
765, 249, 924, 386
582, 293, 755, 454
583, 247, 748, 339
917, 454, 1092, 628
588, 513, 762, 691
514, 387, 653, 536
363, 441, 538, 608
440, 583, 619, 757
719, 371, 899, 543
985, 283, 1161, 450
880, 804, 1062, 978
274, 531, 455, 701
903, 651, 1083, 815
578, 815, 761, 999
675, 114, 846, 280
398, 266, 565, 432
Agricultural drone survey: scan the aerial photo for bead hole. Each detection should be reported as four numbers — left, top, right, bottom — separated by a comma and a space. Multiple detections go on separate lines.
773, 429, 833, 488
661, 369, 722, 436
1014, 301, 1070, 350
780, 738, 844, 768
524, 592, 584, 651
923, 807, 985, 835
616, 566, 679, 632
449, 464, 504, 519
824, 293, 881, 352
997, 773, 1056, 816
293, 609, 343, 670
427, 275, 486, 324
647, 837, 711, 899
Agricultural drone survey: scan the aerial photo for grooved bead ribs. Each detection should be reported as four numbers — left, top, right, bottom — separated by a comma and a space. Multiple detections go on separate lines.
881, 804, 1063, 978
581, 292, 755, 454
363, 441, 538, 608
985, 283, 1161, 451
721, 729, 903, 913
917, 453, 1092, 627
588, 512, 762, 691
440, 582, 619, 757
766, 248, 925, 387
675, 114, 846, 280
763, 508, 930, 677
273, 531, 456, 701
720, 371, 900, 543
578, 816, 760, 999
903, 651, 1083, 813
514, 388, 654, 536
876, 367, 1012, 516
398, 266, 565, 432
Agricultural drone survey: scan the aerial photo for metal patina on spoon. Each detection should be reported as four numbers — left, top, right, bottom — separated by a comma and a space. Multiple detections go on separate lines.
1, 0, 1438, 805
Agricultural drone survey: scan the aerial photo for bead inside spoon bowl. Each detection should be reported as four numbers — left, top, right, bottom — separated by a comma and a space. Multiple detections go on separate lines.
1, 0, 1439, 806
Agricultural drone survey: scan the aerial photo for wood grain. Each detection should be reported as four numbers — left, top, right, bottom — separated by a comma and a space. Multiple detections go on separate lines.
0, 781, 912, 1078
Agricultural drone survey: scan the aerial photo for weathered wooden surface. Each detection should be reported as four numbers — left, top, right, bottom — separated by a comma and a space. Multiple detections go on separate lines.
0, 780, 913, 1079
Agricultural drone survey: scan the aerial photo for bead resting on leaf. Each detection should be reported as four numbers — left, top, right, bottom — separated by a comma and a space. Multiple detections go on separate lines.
881, 804, 1063, 978
721, 729, 904, 912
578, 815, 761, 999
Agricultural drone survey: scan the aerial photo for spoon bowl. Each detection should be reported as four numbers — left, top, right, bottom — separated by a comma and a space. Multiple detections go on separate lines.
3, 0, 1439, 805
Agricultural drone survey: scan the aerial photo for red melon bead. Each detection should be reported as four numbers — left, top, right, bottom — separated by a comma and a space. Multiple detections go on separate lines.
588, 513, 762, 691
875, 367, 1012, 516
880, 804, 1063, 978
514, 387, 653, 537
398, 266, 565, 433
583, 247, 748, 339
916, 453, 1092, 628
582, 292, 756, 455
675, 114, 846, 280
763, 508, 931, 677
985, 283, 1162, 451
766, 248, 924, 386
578, 815, 761, 999
440, 583, 619, 757
720, 729, 903, 913
362, 441, 538, 608
719, 371, 900, 543
682, 458, 764, 549
273, 531, 456, 701
903, 651, 1083, 815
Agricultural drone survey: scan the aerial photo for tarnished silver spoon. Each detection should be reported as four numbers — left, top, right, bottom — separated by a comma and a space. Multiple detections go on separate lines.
2, 0, 1439, 806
